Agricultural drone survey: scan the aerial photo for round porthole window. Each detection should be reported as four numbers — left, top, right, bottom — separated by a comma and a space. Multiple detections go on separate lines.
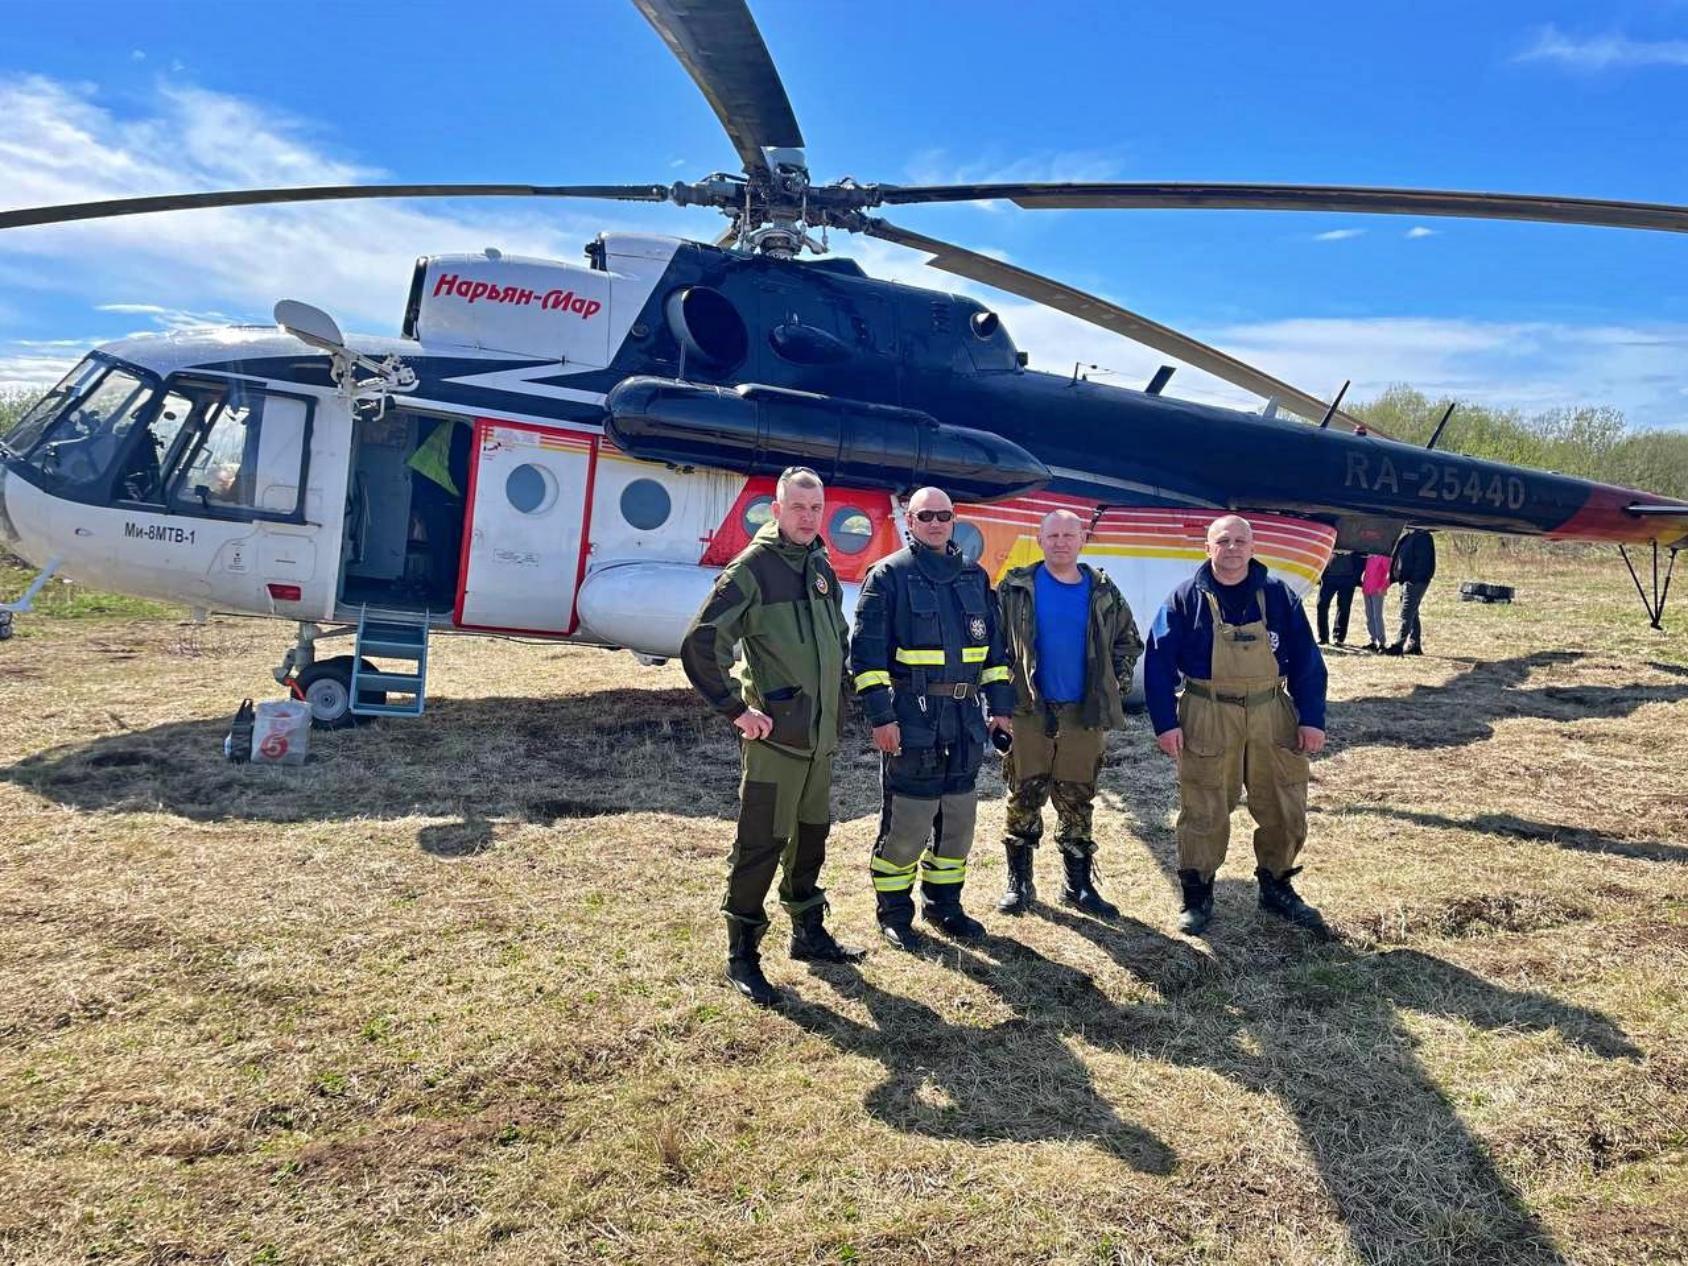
743, 495, 774, 534
953, 520, 985, 565
620, 478, 672, 530
829, 506, 873, 555
506, 462, 557, 514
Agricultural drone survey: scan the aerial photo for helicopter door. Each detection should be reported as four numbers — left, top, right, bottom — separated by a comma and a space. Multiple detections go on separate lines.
455, 418, 597, 634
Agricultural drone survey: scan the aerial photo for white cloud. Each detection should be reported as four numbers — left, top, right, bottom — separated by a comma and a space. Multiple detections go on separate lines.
1515, 25, 1688, 71
1405, 226, 1437, 239
1313, 228, 1365, 242
0, 73, 701, 336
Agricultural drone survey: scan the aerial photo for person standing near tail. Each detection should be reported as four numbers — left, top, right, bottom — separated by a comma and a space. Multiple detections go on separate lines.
850, 486, 1016, 950
1386, 529, 1437, 656
681, 467, 864, 1007
1361, 552, 1392, 652
1144, 515, 1329, 937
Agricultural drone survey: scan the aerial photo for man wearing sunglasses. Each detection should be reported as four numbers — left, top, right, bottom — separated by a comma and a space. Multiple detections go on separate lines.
682, 467, 865, 1007
851, 486, 1016, 949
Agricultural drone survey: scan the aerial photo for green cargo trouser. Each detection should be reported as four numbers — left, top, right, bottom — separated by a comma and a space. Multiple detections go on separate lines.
1174, 686, 1309, 880
724, 739, 833, 929
1002, 704, 1107, 857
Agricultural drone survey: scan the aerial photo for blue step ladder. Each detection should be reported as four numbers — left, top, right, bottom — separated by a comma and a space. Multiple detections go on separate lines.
350, 606, 430, 718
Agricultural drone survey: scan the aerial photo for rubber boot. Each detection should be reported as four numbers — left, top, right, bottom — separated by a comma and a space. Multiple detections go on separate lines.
725, 921, 780, 1006
1177, 868, 1214, 935
997, 840, 1036, 915
876, 889, 924, 952
1256, 866, 1329, 934
1060, 848, 1119, 918
790, 903, 866, 963
921, 881, 986, 939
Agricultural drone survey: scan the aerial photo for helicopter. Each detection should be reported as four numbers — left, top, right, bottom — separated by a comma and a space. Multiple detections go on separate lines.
3, 0, 1687, 729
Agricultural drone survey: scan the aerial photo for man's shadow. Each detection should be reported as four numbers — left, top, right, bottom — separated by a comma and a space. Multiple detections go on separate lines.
784, 954, 1175, 1172
1074, 741, 1643, 1264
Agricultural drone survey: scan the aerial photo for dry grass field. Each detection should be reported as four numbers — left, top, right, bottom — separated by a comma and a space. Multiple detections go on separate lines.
1, 550, 1685, 1265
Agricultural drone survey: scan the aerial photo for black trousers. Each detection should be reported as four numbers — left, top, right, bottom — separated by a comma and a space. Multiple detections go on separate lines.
1317, 580, 1357, 643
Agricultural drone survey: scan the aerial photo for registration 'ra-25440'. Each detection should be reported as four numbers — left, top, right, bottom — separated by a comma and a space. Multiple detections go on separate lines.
1344, 454, 1528, 510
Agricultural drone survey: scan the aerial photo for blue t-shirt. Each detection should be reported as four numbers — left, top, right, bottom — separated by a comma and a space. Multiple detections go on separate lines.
1033, 564, 1091, 703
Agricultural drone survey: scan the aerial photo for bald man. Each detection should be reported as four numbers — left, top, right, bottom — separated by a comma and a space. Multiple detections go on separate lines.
850, 487, 1016, 949
995, 509, 1142, 916
1143, 515, 1329, 936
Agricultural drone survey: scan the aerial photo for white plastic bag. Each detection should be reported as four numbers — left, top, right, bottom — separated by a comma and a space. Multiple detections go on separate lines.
250, 699, 311, 765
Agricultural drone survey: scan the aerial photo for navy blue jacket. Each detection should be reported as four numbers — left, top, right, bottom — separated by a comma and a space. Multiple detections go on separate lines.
850, 540, 1016, 749
1144, 559, 1328, 735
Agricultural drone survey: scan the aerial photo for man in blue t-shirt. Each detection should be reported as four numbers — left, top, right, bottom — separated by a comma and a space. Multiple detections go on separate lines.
996, 509, 1143, 917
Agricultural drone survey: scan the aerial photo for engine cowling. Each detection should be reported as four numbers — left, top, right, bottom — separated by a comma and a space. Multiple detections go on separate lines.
605, 376, 1050, 502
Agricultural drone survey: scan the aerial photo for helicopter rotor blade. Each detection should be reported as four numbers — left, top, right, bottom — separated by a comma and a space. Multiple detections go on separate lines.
874, 181, 1688, 234
631, 0, 804, 180
0, 183, 674, 232
864, 217, 1368, 431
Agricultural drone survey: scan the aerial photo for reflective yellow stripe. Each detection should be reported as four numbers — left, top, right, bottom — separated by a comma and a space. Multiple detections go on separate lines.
871, 856, 917, 892
919, 852, 967, 884
854, 670, 892, 691
961, 646, 988, 663
894, 647, 946, 666
979, 666, 1012, 685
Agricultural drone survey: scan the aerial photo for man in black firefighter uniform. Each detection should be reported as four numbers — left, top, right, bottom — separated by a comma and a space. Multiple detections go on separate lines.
851, 486, 1016, 950
681, 467, 864, 1007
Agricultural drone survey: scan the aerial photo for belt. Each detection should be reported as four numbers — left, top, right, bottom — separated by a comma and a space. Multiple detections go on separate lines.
923, 682, 978, 700
1183, 680, 1283, 707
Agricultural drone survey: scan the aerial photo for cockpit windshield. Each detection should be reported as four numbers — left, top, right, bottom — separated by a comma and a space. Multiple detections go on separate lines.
2, 355, 160, 491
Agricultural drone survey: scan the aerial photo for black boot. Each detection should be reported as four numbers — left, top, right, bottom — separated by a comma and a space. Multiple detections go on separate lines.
876, 889, 924, 952
1060, 849, 1119, 918
1256, 866, 1328, 934
921, 882, 985, 939
1177, 868, 1214, 935
725, 921, 781, 1006
1383, 642, 1404, 657
790, 903, 866, 963
997, 840, 1036, 915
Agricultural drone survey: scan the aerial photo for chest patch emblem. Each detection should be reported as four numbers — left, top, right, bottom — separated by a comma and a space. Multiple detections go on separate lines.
815, 574, 829, 596
1269, 631, 1281, 652
969, 616, 988, 641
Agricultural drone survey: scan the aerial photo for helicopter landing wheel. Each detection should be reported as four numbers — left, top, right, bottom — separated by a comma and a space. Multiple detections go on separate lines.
291, 656, 385, 730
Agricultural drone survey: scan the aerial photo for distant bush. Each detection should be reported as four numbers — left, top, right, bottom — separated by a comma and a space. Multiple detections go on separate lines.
1354, 385, 1688, 500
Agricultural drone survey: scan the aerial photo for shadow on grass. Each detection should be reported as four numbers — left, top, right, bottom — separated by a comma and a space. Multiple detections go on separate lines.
1327, 650, 1688, 752
1328, 804, 1688, 865
0, 688, 754, 832
785, 949, 1177, 1172
1075, 737, 1644, 1263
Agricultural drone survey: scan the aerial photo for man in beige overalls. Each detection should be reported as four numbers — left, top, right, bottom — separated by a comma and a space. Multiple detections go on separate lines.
1143, 515, 1329, 935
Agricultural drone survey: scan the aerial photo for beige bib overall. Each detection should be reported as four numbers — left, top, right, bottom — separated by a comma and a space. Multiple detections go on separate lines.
1174, 590, 1310, 879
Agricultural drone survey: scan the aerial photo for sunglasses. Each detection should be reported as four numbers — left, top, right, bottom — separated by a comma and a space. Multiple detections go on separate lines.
913, 510, 955, 523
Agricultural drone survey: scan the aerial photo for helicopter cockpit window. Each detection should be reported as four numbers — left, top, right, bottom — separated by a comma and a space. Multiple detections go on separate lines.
13, 360, 156, 492
115, 388, 198, 504
167, 387, 310, 518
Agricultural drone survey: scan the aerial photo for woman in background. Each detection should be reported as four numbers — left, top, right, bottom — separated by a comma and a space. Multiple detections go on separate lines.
1361, 552, 1391, 652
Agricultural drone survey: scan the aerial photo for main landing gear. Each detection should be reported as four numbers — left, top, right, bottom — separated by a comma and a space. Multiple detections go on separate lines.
273, 622, 385, 730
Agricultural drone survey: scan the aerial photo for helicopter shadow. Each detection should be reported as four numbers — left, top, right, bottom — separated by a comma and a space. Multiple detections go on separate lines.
1325, 650, 1688, 753
1073, 731, 1643, 1263
0, 687, 771, 838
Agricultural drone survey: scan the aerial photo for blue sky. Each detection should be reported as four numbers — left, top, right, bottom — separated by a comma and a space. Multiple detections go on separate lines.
3, 0, 1687, 426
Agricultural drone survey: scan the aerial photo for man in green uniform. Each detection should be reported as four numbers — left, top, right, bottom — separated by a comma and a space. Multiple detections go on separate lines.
681, 467, 865, 1006
996, 509, 1142, 917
